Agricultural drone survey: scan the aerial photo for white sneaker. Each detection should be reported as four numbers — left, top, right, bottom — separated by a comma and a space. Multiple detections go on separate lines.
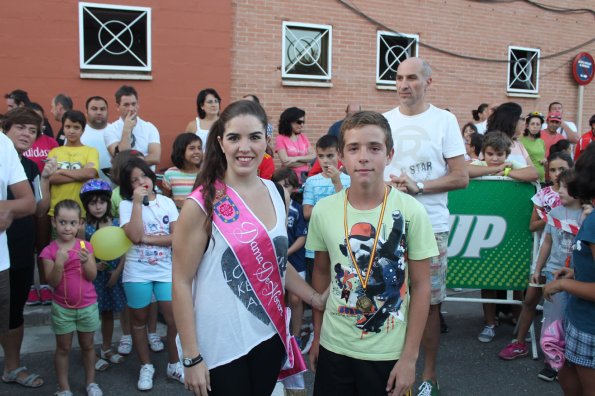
118, 335, 132, 355
167, 361, 184, 384
148, 333, 164, 352
86, 383, 103, 396
137, 363, 155, 391
478, 325, 496, 343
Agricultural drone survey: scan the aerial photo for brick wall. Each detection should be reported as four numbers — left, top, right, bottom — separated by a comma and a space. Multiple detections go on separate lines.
231, 0, 595, 153
0, 0, 233, 169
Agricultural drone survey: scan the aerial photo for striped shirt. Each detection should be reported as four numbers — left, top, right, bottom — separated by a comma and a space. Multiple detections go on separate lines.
162, 167, 198, 206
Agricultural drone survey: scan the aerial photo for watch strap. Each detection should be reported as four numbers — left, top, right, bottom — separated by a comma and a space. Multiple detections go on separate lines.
183, 354, 204, 367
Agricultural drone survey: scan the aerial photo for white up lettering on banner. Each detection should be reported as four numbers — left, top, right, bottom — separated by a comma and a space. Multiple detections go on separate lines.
447, 215, 507, 258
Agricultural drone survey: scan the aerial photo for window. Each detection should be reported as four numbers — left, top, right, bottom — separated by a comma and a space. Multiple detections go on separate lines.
507, 46, 540, 95
376, 31, 419, 85
79, 2, 151, 72
282, 22, 332, 81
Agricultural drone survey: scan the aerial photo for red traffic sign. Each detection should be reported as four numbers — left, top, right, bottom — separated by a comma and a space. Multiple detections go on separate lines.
572, 52, 594, 86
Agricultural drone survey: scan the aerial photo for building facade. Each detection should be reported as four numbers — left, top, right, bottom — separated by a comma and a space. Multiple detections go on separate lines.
2, 1, 593, 169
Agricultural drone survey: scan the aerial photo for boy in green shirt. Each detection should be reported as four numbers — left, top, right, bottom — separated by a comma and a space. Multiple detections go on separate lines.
307, 111, 438, 396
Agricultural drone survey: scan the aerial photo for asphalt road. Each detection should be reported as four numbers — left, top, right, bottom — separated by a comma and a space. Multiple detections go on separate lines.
0, 290, 562, 395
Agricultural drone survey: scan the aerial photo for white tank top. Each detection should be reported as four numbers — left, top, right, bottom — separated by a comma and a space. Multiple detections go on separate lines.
187, 179, 288, 369
195, 117, 209, 152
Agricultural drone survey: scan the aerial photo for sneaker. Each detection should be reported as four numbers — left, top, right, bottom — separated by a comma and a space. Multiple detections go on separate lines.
26, 286, 40, 306
418, 379, 440, 396
148, 333, 164, 352
537, 365, 557, 382
54, 391, 74, 396
300, 332, 314, 354
86, 382, 103, 396
137, 363, 155, 391
478, 325, 496, 343
166, 361, 184, 384
39, 285, 53, 305
118, 335, 132, 355
498, 340, 528, 360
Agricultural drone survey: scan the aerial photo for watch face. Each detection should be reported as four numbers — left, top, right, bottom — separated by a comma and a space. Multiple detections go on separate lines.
183, 358, 192, 366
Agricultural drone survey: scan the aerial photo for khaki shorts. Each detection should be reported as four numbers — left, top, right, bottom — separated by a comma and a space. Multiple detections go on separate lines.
430, 232, 449, 305
51, 302, 100, 335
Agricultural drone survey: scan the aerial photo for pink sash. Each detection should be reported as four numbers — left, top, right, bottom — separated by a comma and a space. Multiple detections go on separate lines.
190, 180, 304, 376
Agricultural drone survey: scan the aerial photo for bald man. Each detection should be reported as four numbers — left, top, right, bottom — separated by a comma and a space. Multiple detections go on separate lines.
384, 57, 468, 396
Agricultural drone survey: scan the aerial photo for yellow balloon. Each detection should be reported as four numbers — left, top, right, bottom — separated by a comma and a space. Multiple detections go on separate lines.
90, 226, 133, 261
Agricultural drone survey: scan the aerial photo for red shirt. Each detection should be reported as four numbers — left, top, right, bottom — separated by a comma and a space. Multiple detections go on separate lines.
258, 153, 275, 180
23, 134, 59, 173
308, 159, 344, 177
575, 130, 595, 159
540, 130, 565, 158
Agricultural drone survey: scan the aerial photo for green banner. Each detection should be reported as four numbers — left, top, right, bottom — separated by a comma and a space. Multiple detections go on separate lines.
446, 178, 537, 290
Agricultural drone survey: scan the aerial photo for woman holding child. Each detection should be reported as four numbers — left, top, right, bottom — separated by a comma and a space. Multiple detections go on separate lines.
173, 100, 327, 396
486, 102, 536, 170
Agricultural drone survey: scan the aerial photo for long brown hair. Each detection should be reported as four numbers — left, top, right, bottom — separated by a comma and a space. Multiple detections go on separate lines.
193, 100, 268, 237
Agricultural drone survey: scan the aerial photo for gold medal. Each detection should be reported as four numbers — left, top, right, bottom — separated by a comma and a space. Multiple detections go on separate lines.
356, 295, 374, 313
344, 186, 389, 292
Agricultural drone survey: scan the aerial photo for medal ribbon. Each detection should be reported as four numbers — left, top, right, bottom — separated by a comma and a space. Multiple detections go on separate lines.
343, 186, 389, 290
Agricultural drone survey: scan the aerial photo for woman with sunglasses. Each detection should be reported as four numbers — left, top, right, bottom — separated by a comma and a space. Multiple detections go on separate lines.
520, 112, 547, 183
276, 107, 315, 183
185, 88, 221, 151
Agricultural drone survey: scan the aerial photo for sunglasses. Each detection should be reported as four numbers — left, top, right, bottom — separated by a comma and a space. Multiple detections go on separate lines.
295, 120, 305, 125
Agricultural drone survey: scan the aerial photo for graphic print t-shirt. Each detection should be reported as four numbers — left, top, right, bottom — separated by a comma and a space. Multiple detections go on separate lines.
47, 145, 99, 216
306, 188, 438, 360
119, 194, 179, 283
383, 105, 465, 233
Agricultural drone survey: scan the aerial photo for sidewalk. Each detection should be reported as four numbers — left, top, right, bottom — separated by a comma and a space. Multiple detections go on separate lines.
1, 290, 562, 395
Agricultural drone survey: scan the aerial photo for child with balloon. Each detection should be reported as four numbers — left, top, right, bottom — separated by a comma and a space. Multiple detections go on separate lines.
79, 179, 127, 371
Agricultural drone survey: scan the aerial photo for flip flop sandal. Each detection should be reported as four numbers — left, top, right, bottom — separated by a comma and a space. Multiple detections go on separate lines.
100, 348, 124, 364
94, 357, 109, 372
2, 366, 44, 388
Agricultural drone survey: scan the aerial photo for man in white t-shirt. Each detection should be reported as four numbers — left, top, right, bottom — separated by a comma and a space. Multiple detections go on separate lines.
82, 96, 112, 181
542, 101, 579, 144
384, 57, 468, 396
0, 131, 36, 334
104, 85, 161, 168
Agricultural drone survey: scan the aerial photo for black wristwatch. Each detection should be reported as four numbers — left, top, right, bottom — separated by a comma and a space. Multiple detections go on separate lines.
182, 354, 204, 367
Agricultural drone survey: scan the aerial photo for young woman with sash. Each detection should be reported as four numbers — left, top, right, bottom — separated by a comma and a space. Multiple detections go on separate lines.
173, 100, 327, 396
